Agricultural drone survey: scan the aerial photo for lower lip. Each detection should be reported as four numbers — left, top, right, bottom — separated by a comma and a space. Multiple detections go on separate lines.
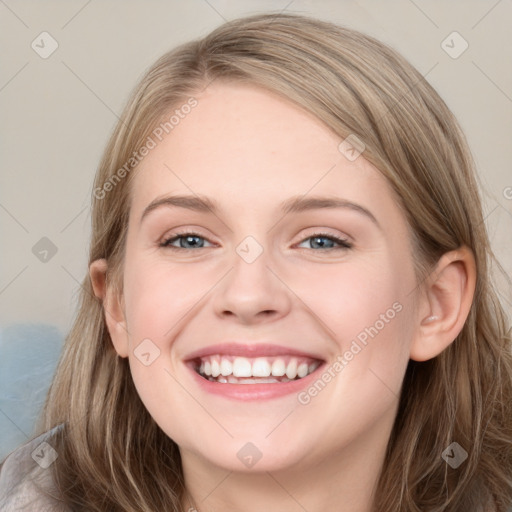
186, 363, 326, 401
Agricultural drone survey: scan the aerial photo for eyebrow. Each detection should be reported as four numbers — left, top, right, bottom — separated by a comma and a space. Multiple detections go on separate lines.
139, 194, 380, 228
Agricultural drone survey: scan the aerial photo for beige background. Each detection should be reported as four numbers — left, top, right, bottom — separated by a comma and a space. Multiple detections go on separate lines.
0, 0, 511, 456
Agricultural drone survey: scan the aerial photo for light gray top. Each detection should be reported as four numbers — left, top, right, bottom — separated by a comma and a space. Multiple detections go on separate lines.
0, 424, 69, 511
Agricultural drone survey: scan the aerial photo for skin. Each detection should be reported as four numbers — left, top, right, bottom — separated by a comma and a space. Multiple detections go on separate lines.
90, 81, 476, 512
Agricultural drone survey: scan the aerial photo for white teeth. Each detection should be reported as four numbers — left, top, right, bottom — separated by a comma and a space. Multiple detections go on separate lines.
220, 358, 232, 376
196, 355, 322, 382
232, 357, 252, 377
238, 378, 258, 384
285, 359, 298, 379
271, 359, 286, 377
211, 357, 220, 377
252, 358, 271, 377
297, 362, 309, 378
210, 376, 292, 384
309, 361, 320, 373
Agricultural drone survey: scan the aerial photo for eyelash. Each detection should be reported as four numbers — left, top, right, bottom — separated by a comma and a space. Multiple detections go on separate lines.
160, 231, 353, 252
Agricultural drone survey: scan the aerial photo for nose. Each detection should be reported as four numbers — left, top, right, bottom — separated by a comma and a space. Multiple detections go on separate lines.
212, 243, 293, 325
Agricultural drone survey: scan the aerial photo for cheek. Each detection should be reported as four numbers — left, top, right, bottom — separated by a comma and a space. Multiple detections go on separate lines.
123, 258, 217, 338
294, 263, 412, 441
317, 258, 415, 394
295, 256, 414, 392
293, 259, 405, 342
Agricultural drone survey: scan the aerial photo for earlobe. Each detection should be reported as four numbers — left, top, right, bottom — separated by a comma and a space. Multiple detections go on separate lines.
410, 246, 476, 362
89, 258, 130, 358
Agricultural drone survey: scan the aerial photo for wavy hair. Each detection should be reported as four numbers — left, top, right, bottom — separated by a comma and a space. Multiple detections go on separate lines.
36, 12, 512, 511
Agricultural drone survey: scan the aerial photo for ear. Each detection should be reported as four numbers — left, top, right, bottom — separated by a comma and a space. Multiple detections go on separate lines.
410, 246, 476, 362
89, 258, 129, 358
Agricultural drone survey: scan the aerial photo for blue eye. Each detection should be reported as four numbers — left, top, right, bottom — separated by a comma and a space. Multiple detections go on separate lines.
160, 232, 352, 251
297, 233, 352, 250
160, 232, 212, 250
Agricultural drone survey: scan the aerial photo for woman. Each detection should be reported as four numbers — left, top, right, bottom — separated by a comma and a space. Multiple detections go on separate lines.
1, 12, 511, 512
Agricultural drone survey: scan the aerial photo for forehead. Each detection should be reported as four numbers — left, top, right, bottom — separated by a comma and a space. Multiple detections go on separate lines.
129, 81, 395, 219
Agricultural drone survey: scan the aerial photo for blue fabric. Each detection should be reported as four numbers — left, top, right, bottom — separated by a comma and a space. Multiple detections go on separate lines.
0, 323, 63, 461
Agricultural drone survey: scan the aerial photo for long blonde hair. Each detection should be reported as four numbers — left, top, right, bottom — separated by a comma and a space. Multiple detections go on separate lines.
37, 12, 512, 511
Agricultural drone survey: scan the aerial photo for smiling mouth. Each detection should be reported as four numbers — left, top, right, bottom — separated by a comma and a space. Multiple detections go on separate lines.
192, 355, 322, 384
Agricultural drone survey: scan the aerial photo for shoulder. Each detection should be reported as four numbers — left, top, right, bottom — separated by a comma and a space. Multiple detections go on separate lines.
0, 423, 69, 512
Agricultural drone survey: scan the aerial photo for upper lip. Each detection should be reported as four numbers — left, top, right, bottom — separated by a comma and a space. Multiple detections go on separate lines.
184, 342, 325, 361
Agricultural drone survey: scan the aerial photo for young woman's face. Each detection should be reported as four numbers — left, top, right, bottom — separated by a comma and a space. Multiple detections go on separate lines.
115, 81, 420, 474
